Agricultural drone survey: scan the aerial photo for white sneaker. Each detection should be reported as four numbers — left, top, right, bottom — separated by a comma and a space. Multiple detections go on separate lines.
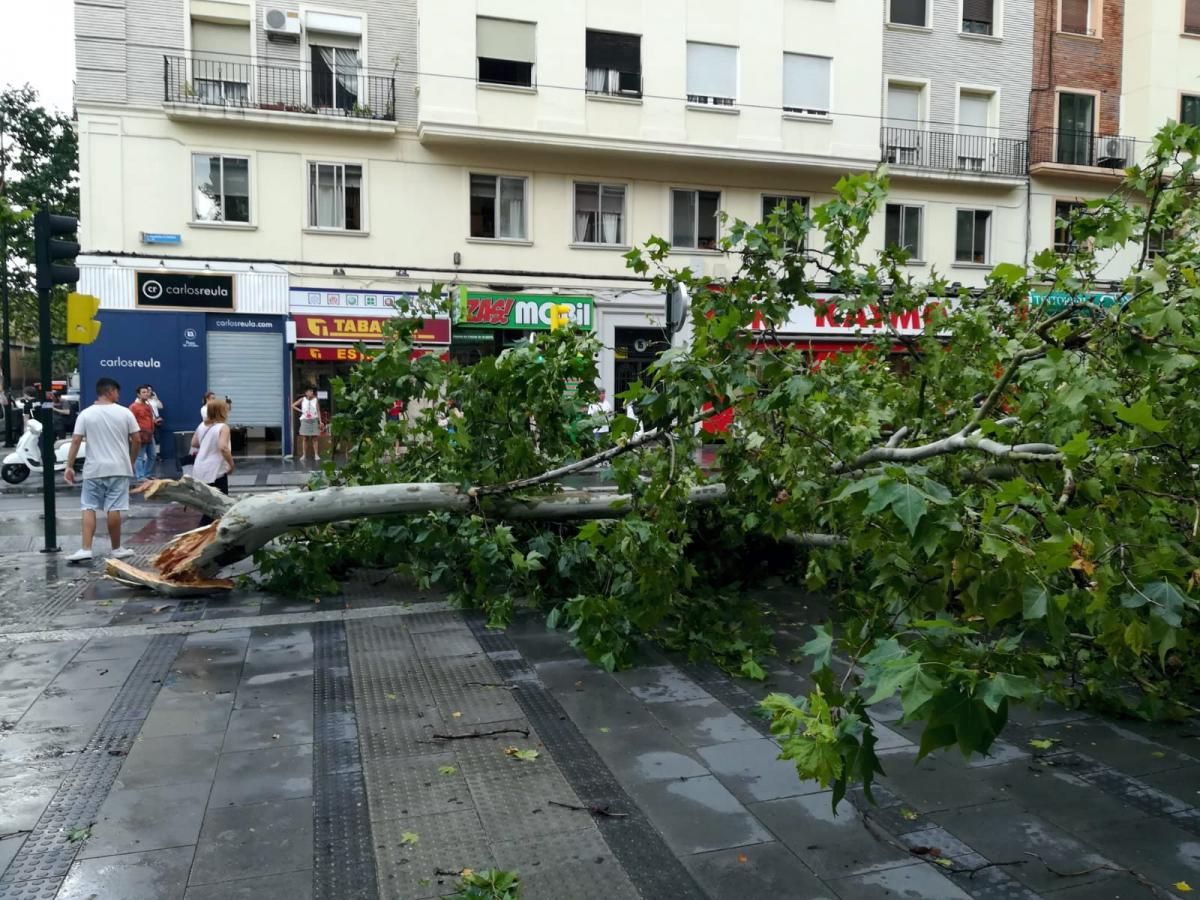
312, 455, 321, 462
110, 547, 135, 560
67, 548, 93, 562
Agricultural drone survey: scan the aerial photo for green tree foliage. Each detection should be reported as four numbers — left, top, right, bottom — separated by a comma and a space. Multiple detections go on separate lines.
257, 123, 1200, 803
0, 84, 78, 375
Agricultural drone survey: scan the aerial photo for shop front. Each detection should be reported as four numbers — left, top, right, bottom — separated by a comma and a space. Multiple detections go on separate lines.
289, 287, 451, 423
78, 259, 291, 459
453, 290, 595, 365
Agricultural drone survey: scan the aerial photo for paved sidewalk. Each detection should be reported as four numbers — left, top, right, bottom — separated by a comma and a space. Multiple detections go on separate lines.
0, 501, 1198, 898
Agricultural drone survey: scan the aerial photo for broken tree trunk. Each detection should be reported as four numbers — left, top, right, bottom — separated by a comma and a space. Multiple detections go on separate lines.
109, 477, 729, 594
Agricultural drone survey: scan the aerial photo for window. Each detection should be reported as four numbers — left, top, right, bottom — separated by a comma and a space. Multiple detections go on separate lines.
310, 44, 360, 112
762, 195, 808, 250
477, 17, 536, 87
963, 0, 995, 34
686, 42, 737, 106
193, 155, 249, 223
1188, 0, 1200, 35
471, 174, 527, 240
890, 0, 927, 27
307, 162, 362, 231
1057, 92, 1095, 165
885, 204, 922, 258
1060, 0, 1093, 35
671, 189, 721, 250
782, 53, 831, 116
1148, 227, 1167, 258
955, 210, 991, 264
957, 90, 992, 169
191, 20, 250, 104
885, 83, 923, 163
1054, 200, 1085, 253
573, 183, 626, 245
586, 30, 641, 97
1182, 95, 1200, 126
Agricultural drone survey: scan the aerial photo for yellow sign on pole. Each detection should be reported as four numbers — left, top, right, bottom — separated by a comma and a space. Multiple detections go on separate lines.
66, 292, 102, 345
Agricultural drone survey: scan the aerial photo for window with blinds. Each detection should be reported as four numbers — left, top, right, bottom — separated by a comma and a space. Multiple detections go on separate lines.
686, 42, 737, 106
889, 0, 927, 27
1060, 0, 1092, 35
783, 53, 831, 116
962, 0, 994, 35
477, 17, 536, 87
1187, 0, 1200, 35
191, 20, 250, 103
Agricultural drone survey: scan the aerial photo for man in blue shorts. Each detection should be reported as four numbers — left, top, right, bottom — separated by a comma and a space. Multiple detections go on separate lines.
63, 377, 141, 562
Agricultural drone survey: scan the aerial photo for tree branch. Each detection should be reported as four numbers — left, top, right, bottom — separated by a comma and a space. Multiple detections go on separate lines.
836, 433, 1062, 474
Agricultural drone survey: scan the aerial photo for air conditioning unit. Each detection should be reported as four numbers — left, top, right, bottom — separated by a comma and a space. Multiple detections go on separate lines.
262, 8, 301, 37
1094, 135, 1134, 169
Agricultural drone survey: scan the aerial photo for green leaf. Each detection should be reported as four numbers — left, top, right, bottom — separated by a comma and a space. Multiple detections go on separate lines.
990, 262, 1028, 287
506, 747, 540, 762
438, 765, 458, 776
889, 484, 928, 536
978, 674, 1038, 714
1061, 430, 1090, 464
1114, 397, 1168, 433
740, 658, 767, 681
1022, 587, 1048, 620
863, 480, 904, 516
400, 831, 420, 846
1028, 738, 1059, 750
799, 624, 834, 674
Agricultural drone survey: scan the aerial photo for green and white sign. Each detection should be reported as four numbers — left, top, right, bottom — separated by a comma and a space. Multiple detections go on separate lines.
1029, 290, 1129, 312
456, 289, 594, 331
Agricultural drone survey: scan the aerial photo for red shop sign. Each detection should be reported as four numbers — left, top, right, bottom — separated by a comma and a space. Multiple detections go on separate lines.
293, 314, 451, 344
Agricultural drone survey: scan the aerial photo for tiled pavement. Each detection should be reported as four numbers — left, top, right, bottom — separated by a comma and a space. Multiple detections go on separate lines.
0, 502, 1199, 897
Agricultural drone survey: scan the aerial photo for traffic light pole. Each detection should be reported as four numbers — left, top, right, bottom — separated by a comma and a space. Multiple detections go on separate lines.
33, 211, 58, 553
1, 215, 13, 447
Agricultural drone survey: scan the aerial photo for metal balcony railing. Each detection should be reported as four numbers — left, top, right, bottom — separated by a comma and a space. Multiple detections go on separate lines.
584, 67, 643, 99
164, 55, 396, 122
880, 127, 1028, 177
1028, 128, 1141, 170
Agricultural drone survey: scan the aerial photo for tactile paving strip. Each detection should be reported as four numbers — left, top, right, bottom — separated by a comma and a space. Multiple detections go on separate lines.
464, 614, 707, 900
312, 620, 377, 900
0, 634, 185, 892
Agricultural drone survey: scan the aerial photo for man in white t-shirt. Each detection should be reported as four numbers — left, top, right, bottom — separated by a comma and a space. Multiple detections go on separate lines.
64, 377, 141, 562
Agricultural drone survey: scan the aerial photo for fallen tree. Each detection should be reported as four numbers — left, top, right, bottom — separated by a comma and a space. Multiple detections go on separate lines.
121, 123, 1200, 804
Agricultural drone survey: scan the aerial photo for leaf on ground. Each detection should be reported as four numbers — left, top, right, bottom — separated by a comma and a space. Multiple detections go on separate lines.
505, 747, 540, 762
737, 853, 749, 864
1151, 751, 1167, 759
66, 826, 90, 843
438, 765, 458, 776
1029, 738, 1060, 750
933, 857, 954, 868
452, 711, 463, 718
901, 808, 920, 821
1176, 881, 1193, 893
385, 692, 397, 701
400, 831, 419, 846
598, 727, 610, 734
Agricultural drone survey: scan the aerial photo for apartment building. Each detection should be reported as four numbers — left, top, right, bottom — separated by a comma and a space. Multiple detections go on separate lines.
69, 0, 1199, 456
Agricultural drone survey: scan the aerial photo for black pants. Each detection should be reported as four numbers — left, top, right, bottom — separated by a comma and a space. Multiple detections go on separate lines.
199, 474, 230, 527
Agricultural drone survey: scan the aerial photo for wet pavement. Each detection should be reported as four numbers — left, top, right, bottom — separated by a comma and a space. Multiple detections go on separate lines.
0, 481, 1198, 898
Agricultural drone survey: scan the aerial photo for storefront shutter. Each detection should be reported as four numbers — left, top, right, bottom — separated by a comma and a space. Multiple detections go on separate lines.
206, 331, 284, 427
963, 0, 993, 24
476, 17, 536, 63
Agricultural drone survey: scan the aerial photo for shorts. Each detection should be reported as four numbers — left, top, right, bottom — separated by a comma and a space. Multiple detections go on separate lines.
81, 476, 131, 513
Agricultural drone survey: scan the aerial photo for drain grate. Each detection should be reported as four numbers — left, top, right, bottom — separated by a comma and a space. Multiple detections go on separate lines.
312, 620, 377, 900
0, 634, 185, 896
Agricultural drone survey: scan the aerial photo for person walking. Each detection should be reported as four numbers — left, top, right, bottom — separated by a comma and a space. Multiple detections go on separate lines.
147, 387, 165, 460
199, 391, 217, 424
293, 387, 321, 462
192, 397, 235, 527
129, 385, 158, 484
63, 377, 140, 562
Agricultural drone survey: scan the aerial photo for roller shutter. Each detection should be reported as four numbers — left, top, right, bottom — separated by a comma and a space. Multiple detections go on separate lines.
205, 330, 284, 427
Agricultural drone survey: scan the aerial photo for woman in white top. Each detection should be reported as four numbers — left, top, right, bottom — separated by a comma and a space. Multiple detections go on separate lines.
191, 397, 235, 526
292, 387, 322, 462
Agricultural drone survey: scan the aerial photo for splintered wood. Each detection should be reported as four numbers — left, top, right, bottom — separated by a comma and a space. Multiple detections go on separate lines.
104, 557, 233, 597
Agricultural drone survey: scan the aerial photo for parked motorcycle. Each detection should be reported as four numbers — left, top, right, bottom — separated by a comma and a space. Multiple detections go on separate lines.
1, 418, 85, 485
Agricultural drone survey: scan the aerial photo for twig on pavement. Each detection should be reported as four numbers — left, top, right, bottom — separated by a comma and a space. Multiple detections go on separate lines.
547, 800, 629, 818
423, 727, 530, 742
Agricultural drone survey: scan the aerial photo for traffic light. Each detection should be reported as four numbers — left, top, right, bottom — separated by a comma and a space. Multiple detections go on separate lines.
66, 292, 102, 344
550, 303, 573, 331
34, 210, 80, 292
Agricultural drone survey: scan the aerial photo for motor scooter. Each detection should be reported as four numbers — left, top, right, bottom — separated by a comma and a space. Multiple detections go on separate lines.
1, 417, 85, 485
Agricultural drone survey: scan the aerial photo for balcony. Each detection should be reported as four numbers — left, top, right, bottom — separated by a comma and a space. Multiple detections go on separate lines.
163, 55, 396, 132
1029, 129, 1142, 179
881, 127, 1028, 180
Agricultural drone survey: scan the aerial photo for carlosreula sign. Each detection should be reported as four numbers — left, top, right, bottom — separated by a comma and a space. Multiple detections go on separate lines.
456, 289, 594, 331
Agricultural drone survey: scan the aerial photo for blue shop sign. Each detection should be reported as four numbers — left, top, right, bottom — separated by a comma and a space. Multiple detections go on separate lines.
1029, 290, 1129, 312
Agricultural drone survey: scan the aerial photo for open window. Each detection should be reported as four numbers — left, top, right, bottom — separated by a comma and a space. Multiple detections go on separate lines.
586, 31, 641, 97
477, 17, 536, 88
